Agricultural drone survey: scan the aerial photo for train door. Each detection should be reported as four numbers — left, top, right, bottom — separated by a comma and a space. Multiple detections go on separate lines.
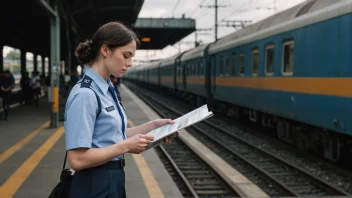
174, 59, 181, 90
176, 63, 182, 90
182, 63, 187, 90
147, 70, 150, 83
157, 63, 161, 85
211, 55, 216, 95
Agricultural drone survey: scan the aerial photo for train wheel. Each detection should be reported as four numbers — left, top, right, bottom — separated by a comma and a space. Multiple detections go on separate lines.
323, 137, 342, 162
277, 121, 293, 144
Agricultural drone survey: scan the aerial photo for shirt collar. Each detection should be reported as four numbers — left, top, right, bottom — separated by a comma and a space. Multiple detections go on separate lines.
84, 67, 112, 95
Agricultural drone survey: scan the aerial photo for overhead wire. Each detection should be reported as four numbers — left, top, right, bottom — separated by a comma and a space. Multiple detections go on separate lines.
189, 0, 207, 17
172, 0, 181, 17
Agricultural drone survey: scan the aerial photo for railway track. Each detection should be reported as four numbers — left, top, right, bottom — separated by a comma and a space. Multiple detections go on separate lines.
155, 140, 238, 198
125, 82, 351, 197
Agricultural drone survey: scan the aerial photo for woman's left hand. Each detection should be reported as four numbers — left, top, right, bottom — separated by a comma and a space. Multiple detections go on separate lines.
163, 132, 179, 144
151, 119, 179, 144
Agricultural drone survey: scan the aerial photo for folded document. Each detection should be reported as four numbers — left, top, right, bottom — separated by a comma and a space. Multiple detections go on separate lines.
145, 104, 214, 150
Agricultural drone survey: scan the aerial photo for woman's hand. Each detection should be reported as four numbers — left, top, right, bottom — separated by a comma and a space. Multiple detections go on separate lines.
163, 132, 179, 144
126, 134, 154, 154
151, 119, 175, 128
151, 119, 179, 144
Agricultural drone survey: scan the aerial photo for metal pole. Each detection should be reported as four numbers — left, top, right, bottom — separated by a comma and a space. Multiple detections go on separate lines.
0, 45, 3, 71
36, 0, 58, 18
50, 4, 60, 128
215, 0, 218, 41
195, 32, 197, 47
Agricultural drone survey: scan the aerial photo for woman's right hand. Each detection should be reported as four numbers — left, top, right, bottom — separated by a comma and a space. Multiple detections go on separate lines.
126, 134, 154, 154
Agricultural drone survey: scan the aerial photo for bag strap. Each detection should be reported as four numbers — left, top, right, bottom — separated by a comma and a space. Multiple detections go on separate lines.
62, 75, 102, 170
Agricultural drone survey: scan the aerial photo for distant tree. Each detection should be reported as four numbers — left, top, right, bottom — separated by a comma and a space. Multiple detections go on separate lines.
5, 50, 20, 59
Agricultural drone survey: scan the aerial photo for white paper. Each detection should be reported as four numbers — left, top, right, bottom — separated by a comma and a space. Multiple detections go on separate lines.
144, 104, 213, 150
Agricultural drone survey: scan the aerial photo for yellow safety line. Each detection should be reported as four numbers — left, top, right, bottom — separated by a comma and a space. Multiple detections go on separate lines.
0, 120, 50, 164
128, 119, 164, 198
0, 127, 65, 198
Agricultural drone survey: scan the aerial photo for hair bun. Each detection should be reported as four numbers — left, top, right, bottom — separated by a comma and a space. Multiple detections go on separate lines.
75, 40, 94, 64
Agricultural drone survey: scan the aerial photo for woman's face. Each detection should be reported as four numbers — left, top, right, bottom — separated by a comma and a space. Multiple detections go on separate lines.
104, 40, 136, 78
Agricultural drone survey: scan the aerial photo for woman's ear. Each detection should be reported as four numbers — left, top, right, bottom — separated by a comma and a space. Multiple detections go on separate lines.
100, 45, 110, 58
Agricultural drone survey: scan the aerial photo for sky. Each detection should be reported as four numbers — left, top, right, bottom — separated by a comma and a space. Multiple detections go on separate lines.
134, 0, 307, 63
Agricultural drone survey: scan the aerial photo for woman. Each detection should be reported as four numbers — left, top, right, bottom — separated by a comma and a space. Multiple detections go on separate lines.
64, 22, 177, 198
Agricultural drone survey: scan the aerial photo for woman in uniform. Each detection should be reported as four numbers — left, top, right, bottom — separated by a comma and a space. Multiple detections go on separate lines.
64, 21, 177, 198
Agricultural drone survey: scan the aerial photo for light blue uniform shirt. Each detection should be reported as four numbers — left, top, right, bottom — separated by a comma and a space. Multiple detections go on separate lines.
64, 67, 127, 160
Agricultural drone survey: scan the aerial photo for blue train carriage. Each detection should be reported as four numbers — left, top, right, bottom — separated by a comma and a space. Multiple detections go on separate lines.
159, 54, 179, 89
145, 61, 161, 85
180, 44, 210, 105
136, 65, 147, 83
124, 65, 140, 81
139, 65, 150, 83
207, 0, 352, 161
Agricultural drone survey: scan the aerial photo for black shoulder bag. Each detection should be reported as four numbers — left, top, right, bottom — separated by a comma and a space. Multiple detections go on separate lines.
48, 76, 102, 198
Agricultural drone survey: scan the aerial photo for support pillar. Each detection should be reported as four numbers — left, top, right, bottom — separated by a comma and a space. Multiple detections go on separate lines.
20, 49, 26, 75
42, 56, 45, 76
33, 54, 38, 72
0, 45, 3, 71
48, 58, 52, 78
50, 5, 60, 128
66, 26, 71, 76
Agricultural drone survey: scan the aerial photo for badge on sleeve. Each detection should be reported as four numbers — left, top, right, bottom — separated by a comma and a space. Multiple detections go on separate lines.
106, 106, 115, 112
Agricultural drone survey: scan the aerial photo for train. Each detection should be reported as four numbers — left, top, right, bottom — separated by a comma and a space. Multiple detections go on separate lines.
124, 0, 352, 162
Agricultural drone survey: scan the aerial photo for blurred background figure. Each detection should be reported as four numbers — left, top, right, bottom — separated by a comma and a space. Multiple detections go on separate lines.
0, 70, 15, 120
31, 71, 41, 106
68, 71, 79, 93
20, 71, 31, 105
116, 77, 122, 86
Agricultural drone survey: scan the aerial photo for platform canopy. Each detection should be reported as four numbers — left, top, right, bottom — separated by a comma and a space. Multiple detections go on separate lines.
0, 0, 144, 57
65, 0, 144, 40
134, 18, 196, 50
0, 0, 196, 73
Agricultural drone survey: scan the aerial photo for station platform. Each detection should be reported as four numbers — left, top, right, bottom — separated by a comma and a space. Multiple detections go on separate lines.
0, 88, 182, 197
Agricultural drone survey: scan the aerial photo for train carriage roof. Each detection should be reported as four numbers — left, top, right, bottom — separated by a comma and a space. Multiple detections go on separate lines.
180, 44, 209, 62
209, 0, 346, 53
140, 61, 161, 70
160, 54, 180, 67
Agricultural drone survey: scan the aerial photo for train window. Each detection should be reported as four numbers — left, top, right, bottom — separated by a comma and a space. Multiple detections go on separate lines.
192, 63, 196, 76
200, 62, 203, 75
240, 53, 245, 76
188, 64, 191, 76
197, 63, 200, 75
232, 53, 236, 76
212, 56, 216, 77
192, 64, 195, 76
219, 57, 223, 76
252, 49, 259, 76
265, 45, 274, 75
187, 64, 190, 76
194, 63, 197, 76
188, 64, 192, 76
225, 57, 230, 76
200, 63, 202, 75
282, 40, 294, 75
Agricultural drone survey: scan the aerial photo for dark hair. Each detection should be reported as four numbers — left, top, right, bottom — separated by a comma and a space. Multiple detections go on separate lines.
75, 22, 140, 65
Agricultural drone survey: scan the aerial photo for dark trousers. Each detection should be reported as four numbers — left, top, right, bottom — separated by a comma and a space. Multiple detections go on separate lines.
69, 161, 126, 198
2, 94, 10, 119
33, 88, 41, 105
21, 88, 31, 104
